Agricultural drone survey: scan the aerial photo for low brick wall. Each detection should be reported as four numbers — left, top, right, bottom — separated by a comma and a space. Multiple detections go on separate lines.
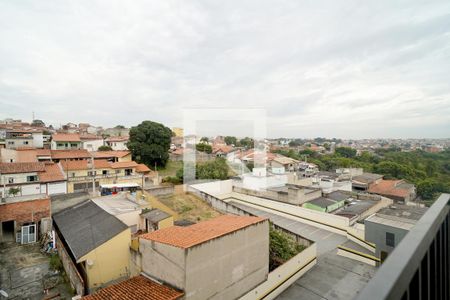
55, 232, 85, 296
0, 198, 51, 225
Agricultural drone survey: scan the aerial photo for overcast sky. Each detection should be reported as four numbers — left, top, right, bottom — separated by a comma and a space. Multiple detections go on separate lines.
1, 0, 449, 138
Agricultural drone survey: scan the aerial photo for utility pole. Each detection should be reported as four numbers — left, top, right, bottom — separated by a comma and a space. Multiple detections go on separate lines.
90, 155, 96, 196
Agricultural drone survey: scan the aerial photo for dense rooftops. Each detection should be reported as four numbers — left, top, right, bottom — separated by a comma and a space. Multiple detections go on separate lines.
0, 162, 45, 173
140, 215, 266, 249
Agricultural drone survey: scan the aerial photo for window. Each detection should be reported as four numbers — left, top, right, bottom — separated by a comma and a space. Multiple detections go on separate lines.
125, 168, 132, 176
8, 177, 14, 184
88, 171, 96, 177
8, 141, 14, 145
71, 143, 78, 147
386, 232, 395, 247
71, 172, 76, 178
23, 141, 29, 145
27, 175, 38, 182
102, 170, 108, 175
57, 143, 64, 147
115, 170, 120, 174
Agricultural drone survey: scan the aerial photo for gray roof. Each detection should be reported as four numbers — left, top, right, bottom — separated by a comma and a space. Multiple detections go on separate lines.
307, 197, 337, 208
53, 201, 128, 261
377, 205, 428, 221
353, 173, 383, 184
141, 209, 171, 223
326, 191, 351, 202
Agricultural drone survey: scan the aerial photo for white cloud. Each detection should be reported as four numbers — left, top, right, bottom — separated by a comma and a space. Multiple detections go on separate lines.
0, 0, 449, 138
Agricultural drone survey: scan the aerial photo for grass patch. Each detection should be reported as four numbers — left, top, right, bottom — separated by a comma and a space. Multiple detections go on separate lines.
158, 160, 183, 177
157, 193, 221, 223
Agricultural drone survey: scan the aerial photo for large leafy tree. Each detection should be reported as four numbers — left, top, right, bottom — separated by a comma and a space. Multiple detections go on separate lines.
224, 136, 237, 146
127, 121, 172, 168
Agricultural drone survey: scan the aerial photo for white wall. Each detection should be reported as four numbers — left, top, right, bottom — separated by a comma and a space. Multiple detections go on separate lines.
32, 132, 44, 148
46, 181, 67, 195
82, 139, 104, 151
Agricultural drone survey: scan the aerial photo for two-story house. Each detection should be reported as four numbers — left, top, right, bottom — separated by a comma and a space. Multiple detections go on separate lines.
51, 133, 82, 150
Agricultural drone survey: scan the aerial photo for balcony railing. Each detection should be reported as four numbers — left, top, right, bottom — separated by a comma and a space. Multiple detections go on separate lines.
356, 193, 450, 300
67, 174, 143, 182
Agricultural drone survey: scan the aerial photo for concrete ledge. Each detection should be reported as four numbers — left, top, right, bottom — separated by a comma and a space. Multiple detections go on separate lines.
239, 243, 318, 300
337, 246, 380, 267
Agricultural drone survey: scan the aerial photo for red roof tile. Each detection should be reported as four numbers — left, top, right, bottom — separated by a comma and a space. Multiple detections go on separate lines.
40, 163, 65, 182
82, 275, 183, 300
140, 215, 266, 249
51, 150, 90, 160
368, 180, 411, 198
0, 162, 45, 174
110, 161, 138, 169
60, 159, 112, 171
136, 163, 151, 173
91, 151, 130, 158
52, 133, 81, 142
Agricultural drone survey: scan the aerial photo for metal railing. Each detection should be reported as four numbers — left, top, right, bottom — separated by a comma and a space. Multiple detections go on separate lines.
356, 193, 450, 300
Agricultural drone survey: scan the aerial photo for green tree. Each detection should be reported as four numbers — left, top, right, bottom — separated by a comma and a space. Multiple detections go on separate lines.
196, 143, 212, 153
239, 137, 254, 149
200, 136, 209, 143
224, 136, 237, 146
98, 145, 113, 151
115, 125, 126, 129
335, 147, 357, 158
196, 158, 229, 180
127, 120, 172, 168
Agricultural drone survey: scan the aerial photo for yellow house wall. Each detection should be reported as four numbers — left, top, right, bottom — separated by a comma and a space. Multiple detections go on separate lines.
118, 154, 132, 162
66, 167, 142, 193
157, 216, 174, 229
78, 229, 131, 291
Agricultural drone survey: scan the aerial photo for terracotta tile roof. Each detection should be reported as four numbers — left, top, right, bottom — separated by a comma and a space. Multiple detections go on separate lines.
368, 179, 412, 198
40, 163, 65, 182
110, 161, 138, 169
136, 163, 151, 173
106, 136, 129, 142
52, 133, 81, 142
80, 134, 103, 140
0, 162, 45, 174
140, 215, 266, 249
50, 149, 90, 159
82, 275, 183, 300
36, 149, 51, 156
212, 145, 233, 154
16, 149, 38, 162
60, 159, 112, 171
91, 151, 130, 158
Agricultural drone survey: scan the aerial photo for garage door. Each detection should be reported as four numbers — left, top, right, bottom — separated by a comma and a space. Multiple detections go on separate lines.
48, 182, 67, 195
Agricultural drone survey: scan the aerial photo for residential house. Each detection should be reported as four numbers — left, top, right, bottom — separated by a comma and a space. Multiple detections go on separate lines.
80, 134, 105, 151
270, 156, 300, 174
53, 201, 131, 295
0, 194, 51, 244
51, 133, 82, 150
5, 129, 43, 149
141, 208, 173, 232
212, 144, 233, 158
352, 173, 383, 191
172, 127, 184, 137
105, 136, 129, 150
90, 150, 132, 162
368, 179, 416, 203
139, 215, 269, 300
365, 204, 428, 261
0, 162, 66, 197
60, 159, 146, 193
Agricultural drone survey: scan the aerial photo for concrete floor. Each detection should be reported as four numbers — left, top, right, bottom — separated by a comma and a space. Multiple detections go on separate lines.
277, 251, 376, 300
0, 242, 72, 300
226, 200, 377, 300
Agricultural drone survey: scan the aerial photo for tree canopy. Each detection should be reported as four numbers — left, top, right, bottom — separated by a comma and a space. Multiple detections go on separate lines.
127, 120, 172, 168
98, 145, 113, 151
196, 143, 212, 154
224, 136, 237, 146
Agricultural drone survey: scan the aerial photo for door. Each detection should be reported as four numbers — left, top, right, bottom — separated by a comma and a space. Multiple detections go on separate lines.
21, 224, 37, 244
